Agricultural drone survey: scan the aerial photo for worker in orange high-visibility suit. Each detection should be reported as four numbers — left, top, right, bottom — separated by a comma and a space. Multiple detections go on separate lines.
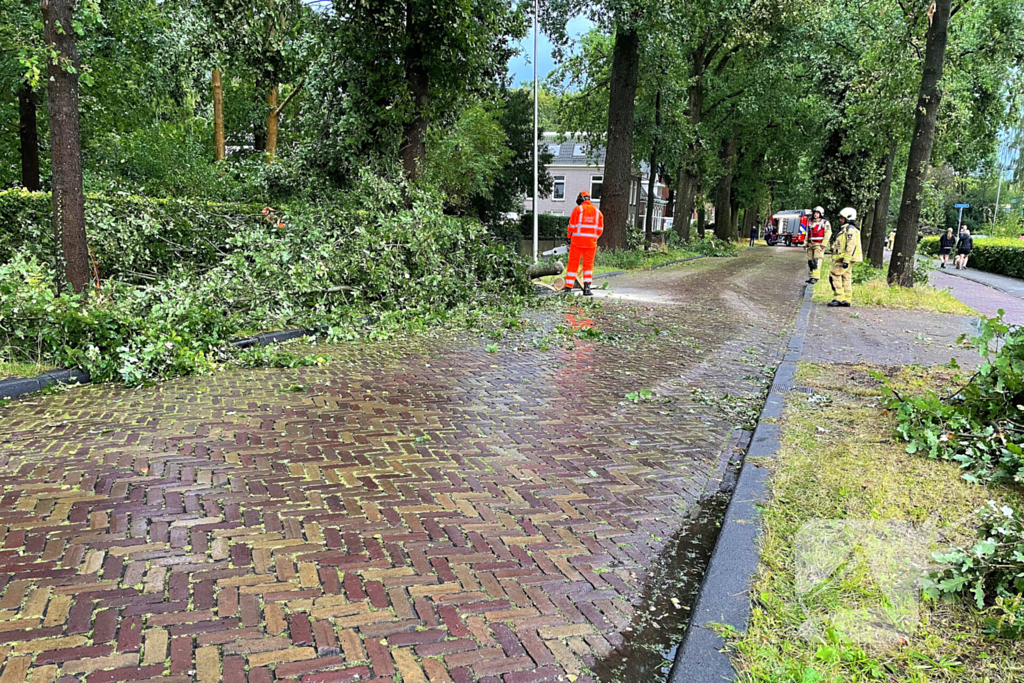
564, 190, 604, 296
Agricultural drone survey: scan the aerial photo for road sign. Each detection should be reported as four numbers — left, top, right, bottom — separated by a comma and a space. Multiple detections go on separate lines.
954, 203, 970, 208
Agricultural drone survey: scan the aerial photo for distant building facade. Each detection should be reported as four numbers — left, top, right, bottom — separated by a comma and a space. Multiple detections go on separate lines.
523, 134, 675, 231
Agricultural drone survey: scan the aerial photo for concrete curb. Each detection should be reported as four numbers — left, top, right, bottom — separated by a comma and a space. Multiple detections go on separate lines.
668, 282, 813, 683
0, 368, 92, 402
0, 328, 312, 402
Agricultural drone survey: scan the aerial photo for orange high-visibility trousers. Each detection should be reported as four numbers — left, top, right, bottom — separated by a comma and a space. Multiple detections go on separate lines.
565, 241, 596, 290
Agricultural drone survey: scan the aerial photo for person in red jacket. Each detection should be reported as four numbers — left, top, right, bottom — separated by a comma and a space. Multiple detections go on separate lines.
564, 191, 604, 296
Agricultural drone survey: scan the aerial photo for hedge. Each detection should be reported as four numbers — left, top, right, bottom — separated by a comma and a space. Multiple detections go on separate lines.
920, 235, 1024, 279
0, 189, 263, 283
520, 212, 570, 239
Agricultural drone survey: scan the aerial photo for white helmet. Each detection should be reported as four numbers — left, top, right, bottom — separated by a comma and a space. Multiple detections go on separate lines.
813, 206, 825, 216
840, 207, 857, 222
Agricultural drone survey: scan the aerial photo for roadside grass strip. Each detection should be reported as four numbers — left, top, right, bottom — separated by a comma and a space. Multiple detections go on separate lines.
731, 362, 1024, 683
812, 260, 975, 315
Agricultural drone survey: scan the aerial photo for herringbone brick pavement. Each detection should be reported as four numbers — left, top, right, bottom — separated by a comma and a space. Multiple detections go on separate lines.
0, 248, 805, 682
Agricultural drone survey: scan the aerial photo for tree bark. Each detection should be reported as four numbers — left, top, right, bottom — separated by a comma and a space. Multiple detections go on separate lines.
863, 198, 876, 251
644, 91, 661, 247
600, 25, 641, 251
401, 4, 429, 181
888, 0, 952, 287
714, 133, 736, 241
43, 0, 90, 293
869, 142, 896, 268
266, 86, 279, 162
18, 83, 41, 191
697, 205, 706, 238
675, 169, 698, 242
743, 204, 758, 241
730, 195, 740, 241
674, 48, 706, 244
213, 69, 225, 161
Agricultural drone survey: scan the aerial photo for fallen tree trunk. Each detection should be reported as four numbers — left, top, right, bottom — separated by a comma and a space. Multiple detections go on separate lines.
528, 261, 564, 279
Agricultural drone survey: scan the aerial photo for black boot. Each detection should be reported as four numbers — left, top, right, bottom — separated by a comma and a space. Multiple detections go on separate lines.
827, 300, 843, 307
583, 283, 593, 297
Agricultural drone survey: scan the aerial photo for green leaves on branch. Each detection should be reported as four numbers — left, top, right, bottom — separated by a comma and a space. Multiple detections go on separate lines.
0, 173, 529, 385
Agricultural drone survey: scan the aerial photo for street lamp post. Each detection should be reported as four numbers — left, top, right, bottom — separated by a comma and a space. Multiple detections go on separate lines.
532, 0, 539, 262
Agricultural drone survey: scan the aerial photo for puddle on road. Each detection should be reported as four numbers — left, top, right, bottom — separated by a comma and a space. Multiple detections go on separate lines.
590, 449, 745, 683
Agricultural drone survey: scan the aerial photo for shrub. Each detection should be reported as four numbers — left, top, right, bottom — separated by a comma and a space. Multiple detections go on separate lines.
1, 173, 529, 384
0, 188, 262, 283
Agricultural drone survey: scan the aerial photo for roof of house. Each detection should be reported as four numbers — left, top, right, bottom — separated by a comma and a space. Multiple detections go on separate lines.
543, 135, 606, 167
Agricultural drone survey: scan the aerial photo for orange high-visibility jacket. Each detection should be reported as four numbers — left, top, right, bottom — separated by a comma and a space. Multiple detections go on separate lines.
568, 201, 604, 248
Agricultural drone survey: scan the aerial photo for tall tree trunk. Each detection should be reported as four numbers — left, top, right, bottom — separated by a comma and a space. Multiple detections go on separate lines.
402, 6, 429, 181
18, 83, 41, 191
266, 85, 279, 162
644, 94, 661, 247
675, 169, 698, 242
888, 0, 952, 287
213, 69, 225, 161
674, 51, 706, 244
43, 0, 90, 293
697, 205, 706, 238
743, 204, 758, 240
869, 142, 897, 267
600, 26, 641, 250
863, 198, 876, 251
730, 194, 740, 241
714, 133, 736, 241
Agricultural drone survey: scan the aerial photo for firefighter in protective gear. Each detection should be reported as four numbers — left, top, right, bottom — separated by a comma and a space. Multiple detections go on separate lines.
805, 206, 831, 284
564, 190, 604, 296
828, 207, 863, 307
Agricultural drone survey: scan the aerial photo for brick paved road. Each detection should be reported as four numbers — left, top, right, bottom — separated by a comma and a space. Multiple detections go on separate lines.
0, 247, 805, 683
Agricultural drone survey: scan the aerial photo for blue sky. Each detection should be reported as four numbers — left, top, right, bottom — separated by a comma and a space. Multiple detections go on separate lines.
507, 16, 594, 87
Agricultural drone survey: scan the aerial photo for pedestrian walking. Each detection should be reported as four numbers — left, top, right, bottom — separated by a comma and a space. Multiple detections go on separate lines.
938, 227, 955, 268
564, 190, 604, 296
749, 223, 758, 247
828, 207, 863, 308
886, 230, 895, 251
805, 206, 831, 284
955, 227, 973, 270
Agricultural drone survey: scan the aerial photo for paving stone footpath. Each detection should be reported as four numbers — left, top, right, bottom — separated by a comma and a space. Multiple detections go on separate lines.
0, 248, 805, 683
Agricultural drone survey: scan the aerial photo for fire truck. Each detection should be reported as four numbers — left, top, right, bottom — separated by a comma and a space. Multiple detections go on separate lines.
766, 210, 810, 247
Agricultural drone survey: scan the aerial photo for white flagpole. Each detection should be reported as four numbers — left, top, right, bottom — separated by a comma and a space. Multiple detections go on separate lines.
532, 0, 539, 263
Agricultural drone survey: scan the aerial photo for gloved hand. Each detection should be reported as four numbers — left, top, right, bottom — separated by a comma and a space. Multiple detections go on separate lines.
843, 262, 850, 269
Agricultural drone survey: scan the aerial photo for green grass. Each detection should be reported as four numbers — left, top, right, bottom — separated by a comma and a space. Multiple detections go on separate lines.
812, 260, 976, 315
732, 363, 1024, 683
0, 360, 54, 380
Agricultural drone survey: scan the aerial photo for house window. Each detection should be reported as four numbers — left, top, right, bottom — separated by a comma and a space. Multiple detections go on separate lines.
553, 175, 565, 201
548, 144, 560, 156
590, 175, 603, 200
630, 181, 636, 205
574, 143, 586, 157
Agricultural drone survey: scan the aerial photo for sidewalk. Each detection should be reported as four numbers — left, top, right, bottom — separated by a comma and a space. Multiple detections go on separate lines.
914, 253, 1024, 326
